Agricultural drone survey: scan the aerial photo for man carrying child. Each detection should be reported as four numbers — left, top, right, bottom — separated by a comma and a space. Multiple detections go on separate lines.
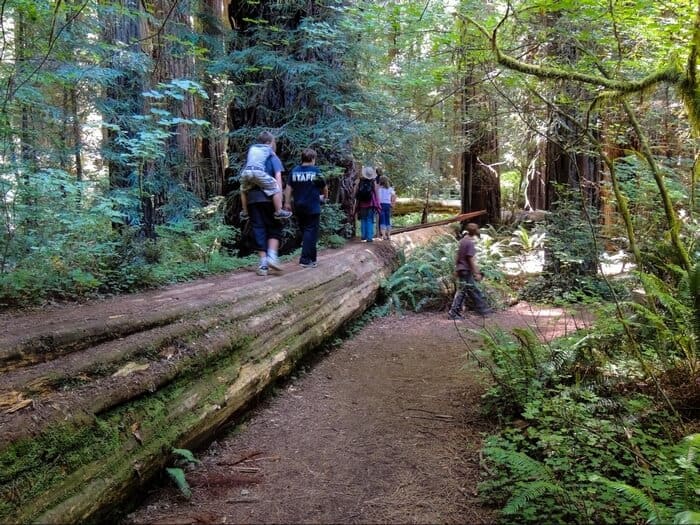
239, 131, 292, 221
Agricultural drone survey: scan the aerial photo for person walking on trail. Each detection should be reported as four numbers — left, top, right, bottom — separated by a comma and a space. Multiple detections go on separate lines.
243, 133, 288, 276
248, 187, 284, 275
239, 131, 292, 222
353, 166, 381, 242
376, 170, 397, 241
448, 222, 493, 319
284, 148, 328, 269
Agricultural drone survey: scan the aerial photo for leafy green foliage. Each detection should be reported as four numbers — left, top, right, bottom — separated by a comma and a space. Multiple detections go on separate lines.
627, 265, 700, 374
377, 232, 510, 315
318, 203, 351, 247
479, 384, 682, 524
520, 272, 630, 305
378, 235, 457, 314
589, 434, 700, 524
614, 155, 691, 275
165, 468, 192, 499
165, 448, 202, 500
476, 273, 698, 523
0, 173, 242, 306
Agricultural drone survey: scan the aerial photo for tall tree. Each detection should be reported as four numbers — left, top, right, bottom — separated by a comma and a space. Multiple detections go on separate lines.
101, 0, 148, 197
463, 0, 698, 271
198, 0, 229, 197
222, 0, 369, 235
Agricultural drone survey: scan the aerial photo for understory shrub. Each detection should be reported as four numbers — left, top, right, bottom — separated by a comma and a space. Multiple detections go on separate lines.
318, 203, 351, 247
520, 272, 632, 304
377, 234, 457, 314
479, 391, 696, 524
378, 231, 512, 315
475, 288, 699, 524
0, 182, 243, 306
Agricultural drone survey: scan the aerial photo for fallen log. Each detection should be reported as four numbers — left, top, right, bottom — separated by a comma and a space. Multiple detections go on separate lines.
392, 210, 486, 234
0, 224, 455, 524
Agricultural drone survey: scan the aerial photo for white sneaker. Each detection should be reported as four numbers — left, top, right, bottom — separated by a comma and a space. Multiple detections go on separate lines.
267, 257, 282, 271
256, 266, 268, 276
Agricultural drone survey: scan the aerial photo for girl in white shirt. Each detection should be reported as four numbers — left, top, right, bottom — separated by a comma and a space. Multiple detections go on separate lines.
377, 174, 397, 240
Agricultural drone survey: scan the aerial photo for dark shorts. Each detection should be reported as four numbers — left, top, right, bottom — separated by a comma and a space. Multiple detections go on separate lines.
249, 201, 282, 252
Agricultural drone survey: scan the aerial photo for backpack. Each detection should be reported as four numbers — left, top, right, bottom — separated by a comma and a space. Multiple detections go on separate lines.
356, 179, 373, 202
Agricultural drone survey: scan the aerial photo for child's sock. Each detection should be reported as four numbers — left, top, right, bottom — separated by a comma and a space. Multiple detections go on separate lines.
267, 249, 278, 260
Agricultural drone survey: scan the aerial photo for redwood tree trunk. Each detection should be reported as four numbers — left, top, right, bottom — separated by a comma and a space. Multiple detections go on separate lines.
460, 76, 501, 224
102, 0, 146, 193
201, 0, 229, 197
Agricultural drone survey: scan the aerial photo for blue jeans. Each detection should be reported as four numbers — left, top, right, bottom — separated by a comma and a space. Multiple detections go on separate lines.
379, 203, 392, 229
359, 208, 376, 241
297, 211, 320, 263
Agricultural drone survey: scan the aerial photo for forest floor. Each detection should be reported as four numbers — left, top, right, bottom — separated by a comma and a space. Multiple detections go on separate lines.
123, 303, 588, 525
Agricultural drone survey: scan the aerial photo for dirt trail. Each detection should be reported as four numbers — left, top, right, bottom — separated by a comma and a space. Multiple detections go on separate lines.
125, 304, 585, 525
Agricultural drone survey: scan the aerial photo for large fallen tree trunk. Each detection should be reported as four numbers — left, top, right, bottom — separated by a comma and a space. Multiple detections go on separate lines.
0, 223, 470, 524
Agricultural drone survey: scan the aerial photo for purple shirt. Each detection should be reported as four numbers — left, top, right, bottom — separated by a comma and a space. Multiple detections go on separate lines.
455, 236, 476, 273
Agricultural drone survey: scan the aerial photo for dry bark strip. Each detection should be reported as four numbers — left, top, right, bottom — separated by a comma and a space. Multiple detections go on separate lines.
0, 224, 462, 524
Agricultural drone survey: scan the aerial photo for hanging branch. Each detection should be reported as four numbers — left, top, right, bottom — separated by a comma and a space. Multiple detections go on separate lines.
460, 6, 697, 271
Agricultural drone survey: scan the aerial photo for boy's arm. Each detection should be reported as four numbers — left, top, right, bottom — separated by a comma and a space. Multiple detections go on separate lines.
284, 183, 292, 210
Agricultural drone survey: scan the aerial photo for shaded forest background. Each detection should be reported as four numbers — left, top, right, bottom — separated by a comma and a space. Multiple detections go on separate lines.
0, 0, 697, 307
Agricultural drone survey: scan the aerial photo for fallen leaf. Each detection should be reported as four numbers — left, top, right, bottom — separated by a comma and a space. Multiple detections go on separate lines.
6, 398, 33, 413
131, 422, 143, 444
1, 391, 34, 413
112, 362, 150, 377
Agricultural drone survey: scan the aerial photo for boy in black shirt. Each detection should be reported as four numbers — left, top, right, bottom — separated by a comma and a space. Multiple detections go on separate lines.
284, 148, 328, 268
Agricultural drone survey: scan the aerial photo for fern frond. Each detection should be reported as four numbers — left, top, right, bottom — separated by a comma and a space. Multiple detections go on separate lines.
172, 447, 201, 464
638, 272, 691, 321
166, 467, 192, 499
512, 327, 540, 350
591, 475, 661, 523
687, 263, 700, 351
626, 302, 674, 335
674, 510, 700, 524
485, 446, 554, 480
502, 480, 567, 515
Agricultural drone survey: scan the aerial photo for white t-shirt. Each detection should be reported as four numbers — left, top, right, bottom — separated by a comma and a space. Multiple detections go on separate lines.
378, 186, 395, 205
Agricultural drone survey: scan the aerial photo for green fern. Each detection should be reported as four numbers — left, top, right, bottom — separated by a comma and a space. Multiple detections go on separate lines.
590, 475, 663, 523
380, 238, 457, 313
588, 434, 700, 524
164, 447, 200, 499
484, 446, 555, 480
675, 511, 700, 524
502, 480, 568, 515
628, 269, 696, 368
166, 467, 192, 499
172, 448, 201, 465
485, 446, 574, 518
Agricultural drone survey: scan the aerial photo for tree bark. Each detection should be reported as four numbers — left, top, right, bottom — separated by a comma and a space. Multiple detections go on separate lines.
102, 0, 146, 195
461, 90, 501, 224
200, 0, 229, 197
